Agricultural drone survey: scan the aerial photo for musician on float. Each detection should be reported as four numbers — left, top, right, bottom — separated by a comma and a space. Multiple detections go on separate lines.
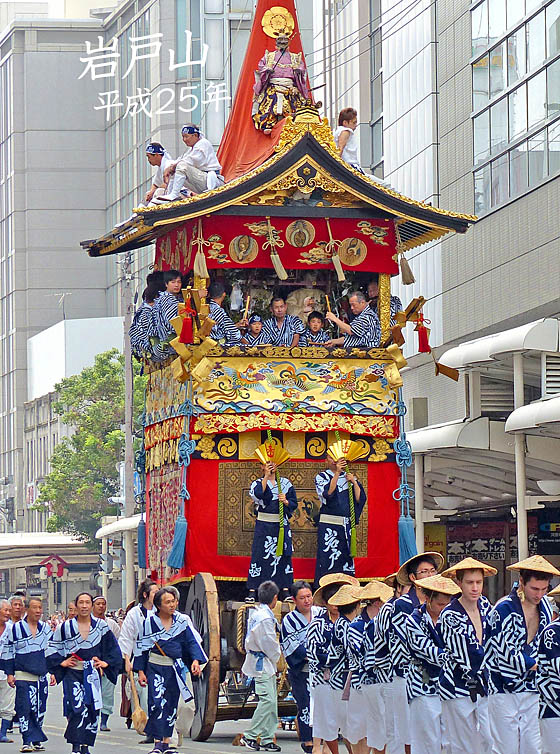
325, 291, 381, 348
261, 294, 305, 347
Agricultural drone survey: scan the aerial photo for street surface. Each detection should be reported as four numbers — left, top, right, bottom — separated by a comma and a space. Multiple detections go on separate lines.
40, 683, 303, 754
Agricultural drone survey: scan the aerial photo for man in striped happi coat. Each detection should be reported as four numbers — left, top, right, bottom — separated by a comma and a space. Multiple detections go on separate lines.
261, 294, 305, 347
355, 580, 393, 754
325, 585, 364, 751
485, 555, 559, 754
280, 582, 323, 754
325, 291, 381, 349
208, 281, 243, 345
390, 552, 444, 753
306, 574, 358, 753
374, 573, 409, 754
536, 582, 560, 754
439, 557, 496, 754
405, 575, 459, 754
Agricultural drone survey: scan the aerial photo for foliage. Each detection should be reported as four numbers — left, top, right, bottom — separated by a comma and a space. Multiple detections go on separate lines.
36, 349, 146, 544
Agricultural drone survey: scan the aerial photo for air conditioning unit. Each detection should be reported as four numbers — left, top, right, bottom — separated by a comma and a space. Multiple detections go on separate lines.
480, 376, 514, 418
542, 353, 560, 397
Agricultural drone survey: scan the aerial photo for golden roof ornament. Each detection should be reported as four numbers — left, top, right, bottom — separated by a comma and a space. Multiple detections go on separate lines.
262, 6, 295, 38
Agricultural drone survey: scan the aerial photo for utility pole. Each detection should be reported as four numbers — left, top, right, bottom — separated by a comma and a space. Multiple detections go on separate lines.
121, 250, 136, 605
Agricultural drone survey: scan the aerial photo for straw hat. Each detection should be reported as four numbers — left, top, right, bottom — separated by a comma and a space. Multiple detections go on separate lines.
442, 557, 498, 579
383, 572, 398, 589
318, 573, 359, 588
396, 552, 445, 586
414, 574, 461, 596
507, 555, 560, 577
548, 583, 560, 597
327, 584, 363, 606
313, 573, 359, 606
361, 580, 393, 603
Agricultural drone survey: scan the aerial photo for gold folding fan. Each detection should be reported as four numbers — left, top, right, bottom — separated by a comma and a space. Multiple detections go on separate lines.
254, 441, 291, 467
327, 439, 368, 463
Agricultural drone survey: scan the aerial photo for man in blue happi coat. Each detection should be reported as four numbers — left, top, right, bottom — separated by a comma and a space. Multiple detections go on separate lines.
314, 457, 366, 586
2, 597, 52, 753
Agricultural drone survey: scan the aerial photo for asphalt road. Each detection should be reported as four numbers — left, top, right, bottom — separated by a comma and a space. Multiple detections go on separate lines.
37, 683, 303, 754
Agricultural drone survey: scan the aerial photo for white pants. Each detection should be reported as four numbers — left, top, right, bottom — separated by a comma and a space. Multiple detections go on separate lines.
379, 681, 405, 754
410, 695, 448, 754
442, 696, 492, 754
311, 685, 344, 742
540, 717, 560, 754
488, 692, 541, 754
391, 676, 411, 747
0, 679, 15, 720
362, 684, 386, 751
343, 688, 367, 745
174, 161, 210, 194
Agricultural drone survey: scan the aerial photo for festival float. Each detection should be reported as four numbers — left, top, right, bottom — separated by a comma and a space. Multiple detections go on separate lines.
82, 0, 475, 740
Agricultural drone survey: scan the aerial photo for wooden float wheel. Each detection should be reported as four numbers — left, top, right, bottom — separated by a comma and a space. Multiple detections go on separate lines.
186, 572, 221, 741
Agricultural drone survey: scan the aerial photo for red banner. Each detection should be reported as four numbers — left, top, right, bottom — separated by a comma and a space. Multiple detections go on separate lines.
155, 216, 398, 275
149, 458, 400, 582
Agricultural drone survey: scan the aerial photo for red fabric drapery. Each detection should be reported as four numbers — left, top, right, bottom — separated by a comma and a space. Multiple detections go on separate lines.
217, 0, 309, 182
158, 458, 400, 581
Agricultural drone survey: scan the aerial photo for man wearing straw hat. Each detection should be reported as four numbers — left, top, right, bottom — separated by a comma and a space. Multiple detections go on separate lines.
439, 557, 496, 754
356, 580, 393, 754
306, 574, 358, 754
374, 572, 410, 754
314, 454, 367, 586
536, 582, 560, 754
485, 555, 560, 754
325, 584, 364, 753
390, 552, 444, 754
406, 574, 460, 754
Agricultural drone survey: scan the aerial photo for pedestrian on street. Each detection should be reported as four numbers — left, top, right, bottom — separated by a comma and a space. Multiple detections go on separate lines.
439, 557, 496, 754
91, 597, 120, 732
536, 583, 560, 754
485, 555, 560, 754
280, 581, 323, 754
46, 592, 122, 754
0, 599, 15, 743
240, 581, 282, 752
4, 597, 53, 753
118, 578, 158, 743
135, 587, 207, 754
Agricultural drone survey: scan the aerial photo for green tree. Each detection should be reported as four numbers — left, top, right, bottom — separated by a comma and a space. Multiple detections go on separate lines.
37, 349, 146, 544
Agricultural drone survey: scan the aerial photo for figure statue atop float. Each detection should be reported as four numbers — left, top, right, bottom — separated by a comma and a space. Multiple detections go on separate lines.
252, 7, 309, 134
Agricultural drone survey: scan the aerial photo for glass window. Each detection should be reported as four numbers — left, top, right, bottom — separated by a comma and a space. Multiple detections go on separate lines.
473, 54, 490, 109
527, 12, 546, 72
507, 0, 525, 29
488, 0, 506, 45
491, 153, 509, 205
474, 110, 491, 163
205, 0, 223, 11
510, 141, 528, 195
525, 0, 541, 14
474, 163, 491, 214
527, 70, 547, 128
548, 119, 560, 173
547, 0, 560, 57
490, 42, 507, 97
508, 27, 526, 86
372, 75, 382, 120
472, 1, 489, 57
528, 130, 547, 185
490, 98, 508, 153
509, 83, 527, 139
372, 118, 383, 164
548, 58, 560, 117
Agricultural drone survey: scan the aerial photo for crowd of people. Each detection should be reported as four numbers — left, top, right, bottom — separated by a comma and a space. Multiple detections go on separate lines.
0, 584, 205, 754
129, 271, 401, 363
239, 554, 560, 754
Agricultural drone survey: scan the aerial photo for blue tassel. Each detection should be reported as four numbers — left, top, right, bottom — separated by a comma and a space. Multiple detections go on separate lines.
398, 514, 417, 564
167, 504, 187, 569
137, 516, 147, 569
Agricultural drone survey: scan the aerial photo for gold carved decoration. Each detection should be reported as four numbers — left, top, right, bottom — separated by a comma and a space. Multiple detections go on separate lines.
378, 273, 391, 345
306, 436, 326, 458
262, 7, 295, 38
193, 412, 397, 438
286, 220, 316, 247
196, 435, 219, 460
283, 431, 306, 459
229, 235, 259, 264
239, 432, 262, 460
217, 461, 368, 559
217, 437, 238, 458
357, 221, 389, 245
